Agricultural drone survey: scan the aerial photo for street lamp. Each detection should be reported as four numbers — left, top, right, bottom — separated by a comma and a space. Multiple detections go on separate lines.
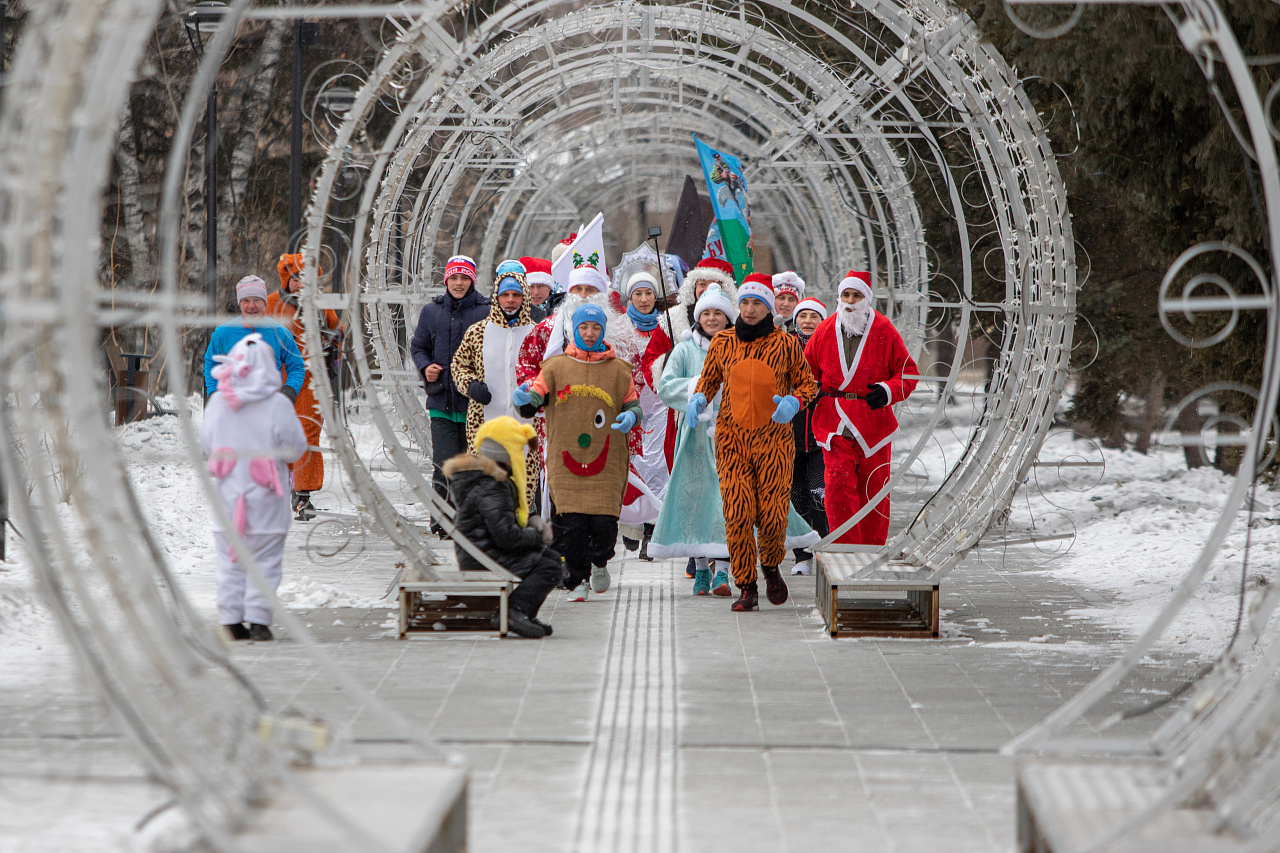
184, 1, 230, 317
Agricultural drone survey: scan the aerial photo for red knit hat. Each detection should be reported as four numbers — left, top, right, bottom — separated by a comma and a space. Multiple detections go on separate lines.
444, 255, 477, 286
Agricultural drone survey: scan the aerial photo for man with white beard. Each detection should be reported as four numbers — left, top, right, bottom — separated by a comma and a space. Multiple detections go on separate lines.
802, 271, 918, 546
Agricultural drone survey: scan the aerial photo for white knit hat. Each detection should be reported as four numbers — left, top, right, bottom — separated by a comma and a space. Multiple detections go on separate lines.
235, 275, 269, 303
838, 270, 873, 301
693, 284, 736, 324
772, 271, 805, 297
624, 270, 660, 299
793, 297, 828, 320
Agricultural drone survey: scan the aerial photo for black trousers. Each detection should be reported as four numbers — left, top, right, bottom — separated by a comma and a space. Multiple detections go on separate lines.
552, 511, 618, 587
430, 416, 467, 508
792, 447, 828, 560
509, 552, 562, 619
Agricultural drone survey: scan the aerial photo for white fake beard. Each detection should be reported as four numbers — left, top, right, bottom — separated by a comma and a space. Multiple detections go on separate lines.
555, 291, 644, 360
838, 301, 872, 337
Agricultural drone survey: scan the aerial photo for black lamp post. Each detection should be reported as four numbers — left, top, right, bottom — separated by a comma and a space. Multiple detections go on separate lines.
288, 20, 318, 248
184, 1, 230, 317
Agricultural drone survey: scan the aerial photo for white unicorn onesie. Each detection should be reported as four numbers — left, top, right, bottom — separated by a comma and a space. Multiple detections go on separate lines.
200, 332, 308, 640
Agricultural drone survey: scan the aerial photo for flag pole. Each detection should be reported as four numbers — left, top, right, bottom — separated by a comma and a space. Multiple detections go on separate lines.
647, 225, 677, 344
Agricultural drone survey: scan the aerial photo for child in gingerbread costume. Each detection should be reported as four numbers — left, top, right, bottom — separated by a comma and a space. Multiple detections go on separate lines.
688, 274, 817, 612
515, 302, 643, 602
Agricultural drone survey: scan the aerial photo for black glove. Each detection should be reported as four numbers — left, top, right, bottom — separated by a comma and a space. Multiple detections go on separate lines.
864, 384, 889, 410
281, 386, 299, 404
468, 380, 492, 406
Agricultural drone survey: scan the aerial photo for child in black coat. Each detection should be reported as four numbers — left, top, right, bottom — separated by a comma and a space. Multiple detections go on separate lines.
443, 416, 560, 638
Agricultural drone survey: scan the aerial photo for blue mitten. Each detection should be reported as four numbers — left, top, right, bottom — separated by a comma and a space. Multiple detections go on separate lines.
512, 382, 532, 407
771, 394, 800, 424
686, 392, 707, 429
611, 410, 638, 433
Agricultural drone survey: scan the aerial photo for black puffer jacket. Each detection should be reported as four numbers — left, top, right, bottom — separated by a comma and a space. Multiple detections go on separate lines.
443, 454, 547, 577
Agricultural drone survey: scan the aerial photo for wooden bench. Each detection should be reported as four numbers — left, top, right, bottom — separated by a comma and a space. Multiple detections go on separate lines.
814, 551, 940, 638
397, 579, 513, 638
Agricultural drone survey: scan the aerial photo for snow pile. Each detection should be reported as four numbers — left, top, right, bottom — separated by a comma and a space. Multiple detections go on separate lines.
276, 575, 383, 610
1004, 440, 1279, 656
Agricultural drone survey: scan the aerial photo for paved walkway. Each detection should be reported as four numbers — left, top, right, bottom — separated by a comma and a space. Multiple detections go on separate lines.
1, 511, 1202, 853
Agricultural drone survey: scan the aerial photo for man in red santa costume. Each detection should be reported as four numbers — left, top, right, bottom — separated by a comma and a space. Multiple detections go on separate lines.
803, 271, 918, 546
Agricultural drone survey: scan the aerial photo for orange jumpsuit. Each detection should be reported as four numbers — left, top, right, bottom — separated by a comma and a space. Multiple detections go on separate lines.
266, 260, 340, 493
695, 327, 816, 586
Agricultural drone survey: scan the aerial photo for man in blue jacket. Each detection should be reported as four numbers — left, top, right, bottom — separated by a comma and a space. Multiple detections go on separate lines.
410, 255, 491, 532
204, 275, 305, 401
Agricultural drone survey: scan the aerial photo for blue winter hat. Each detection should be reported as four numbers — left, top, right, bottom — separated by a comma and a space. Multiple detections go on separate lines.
571, 303, 609, 352
494, 259, 526, 296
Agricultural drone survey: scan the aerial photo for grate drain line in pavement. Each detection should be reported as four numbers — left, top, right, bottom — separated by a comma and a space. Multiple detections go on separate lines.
573, 568, 678, 853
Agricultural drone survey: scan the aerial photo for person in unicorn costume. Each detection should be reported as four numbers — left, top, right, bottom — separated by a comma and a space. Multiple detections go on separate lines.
201, 333, 308, 642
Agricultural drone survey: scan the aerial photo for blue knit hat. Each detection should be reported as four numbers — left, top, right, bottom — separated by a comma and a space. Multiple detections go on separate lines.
494, 259, 526, 296
571, 303, 609, 352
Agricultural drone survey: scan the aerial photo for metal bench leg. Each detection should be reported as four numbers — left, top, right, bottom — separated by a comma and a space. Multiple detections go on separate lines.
499, 587, 509, 638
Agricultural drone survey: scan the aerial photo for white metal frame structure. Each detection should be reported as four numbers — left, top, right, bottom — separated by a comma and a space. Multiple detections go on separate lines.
0, 0, 1099, 847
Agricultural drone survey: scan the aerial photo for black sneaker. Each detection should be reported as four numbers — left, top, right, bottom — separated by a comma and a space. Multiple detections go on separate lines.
247, 623, 273, 641
622, 536, 639, 552
495, 610, 546, 638
222, 623, 249, 641
531, 617, 553, 637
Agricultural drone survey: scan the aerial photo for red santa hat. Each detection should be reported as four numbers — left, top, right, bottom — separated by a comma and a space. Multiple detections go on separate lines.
793, 297, 828, 320
838, 270, 873, 301
519, 256, 553, 289
685, 257, 735, 290
772, 271, 805, 298
550, 233, 577, 264
737, 273, 776, 313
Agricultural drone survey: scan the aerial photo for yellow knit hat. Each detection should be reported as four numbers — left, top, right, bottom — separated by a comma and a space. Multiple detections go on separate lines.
473, 416, 538, 526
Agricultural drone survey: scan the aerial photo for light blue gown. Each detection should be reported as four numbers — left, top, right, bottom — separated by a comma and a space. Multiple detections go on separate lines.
648, 333, 819, 559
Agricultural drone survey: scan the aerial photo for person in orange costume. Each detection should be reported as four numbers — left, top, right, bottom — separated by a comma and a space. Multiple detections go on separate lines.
690, 274, 816, 612
265, 252, 341, 521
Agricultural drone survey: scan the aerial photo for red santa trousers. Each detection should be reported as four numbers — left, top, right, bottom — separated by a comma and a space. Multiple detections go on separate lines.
823, 434, 891, 545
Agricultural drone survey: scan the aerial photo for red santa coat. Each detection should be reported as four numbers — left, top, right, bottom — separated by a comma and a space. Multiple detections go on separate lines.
803, 311, 919, 455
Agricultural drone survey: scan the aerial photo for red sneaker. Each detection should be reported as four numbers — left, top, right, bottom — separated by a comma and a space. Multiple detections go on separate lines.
761, 566, 789, 606
731, 583, 759, 612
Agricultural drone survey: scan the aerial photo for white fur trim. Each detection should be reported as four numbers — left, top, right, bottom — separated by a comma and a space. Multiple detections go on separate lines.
838, 275, 873, 302
525, 271, 553, 288
568, 265, 607, 293
794, 298, 827, 320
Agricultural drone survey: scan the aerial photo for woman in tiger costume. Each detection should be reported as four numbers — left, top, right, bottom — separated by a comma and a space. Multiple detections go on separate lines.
689, 274, 817, 612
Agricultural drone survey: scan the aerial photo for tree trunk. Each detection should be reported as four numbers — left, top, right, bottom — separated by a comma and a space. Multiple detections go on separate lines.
218, 19, 288, 274
115, 99, 153, 290
1177, 401, 1205, 469
1133, 370, 1165, 454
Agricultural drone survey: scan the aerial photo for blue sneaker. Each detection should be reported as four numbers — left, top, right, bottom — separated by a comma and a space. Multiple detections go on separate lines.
711, 568, 732, 597
692, 568, 712, 595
